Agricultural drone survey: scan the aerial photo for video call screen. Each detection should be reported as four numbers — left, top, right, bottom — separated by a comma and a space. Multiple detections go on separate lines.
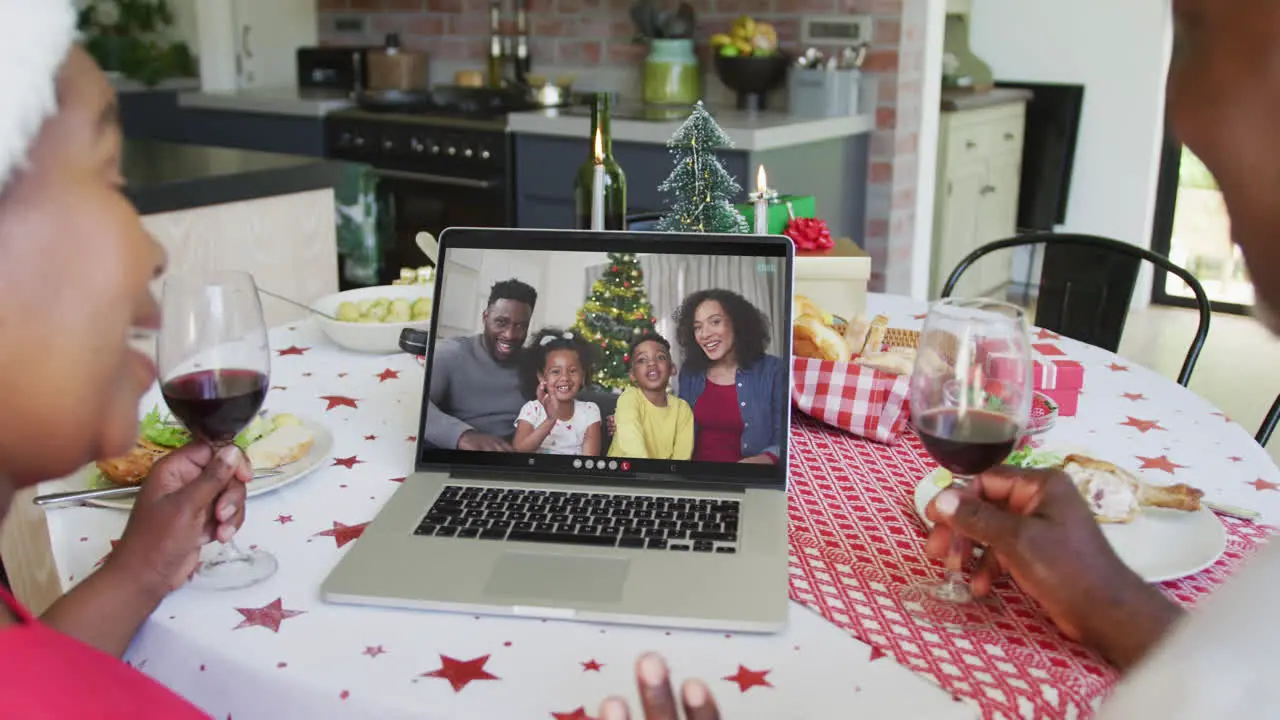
418, 233, 791, 485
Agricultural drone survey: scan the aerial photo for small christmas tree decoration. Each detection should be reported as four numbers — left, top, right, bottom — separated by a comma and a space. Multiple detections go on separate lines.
656, 102, 749, 234
570, 252, 658, 390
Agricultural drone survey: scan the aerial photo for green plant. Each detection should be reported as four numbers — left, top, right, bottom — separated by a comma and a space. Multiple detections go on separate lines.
77, 0, 196, 86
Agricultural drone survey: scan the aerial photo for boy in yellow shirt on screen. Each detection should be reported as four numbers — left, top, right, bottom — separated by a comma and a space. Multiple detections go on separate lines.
608, 333, 694, 460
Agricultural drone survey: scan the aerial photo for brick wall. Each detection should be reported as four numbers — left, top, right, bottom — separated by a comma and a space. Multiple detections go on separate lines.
318, 0, 927, 293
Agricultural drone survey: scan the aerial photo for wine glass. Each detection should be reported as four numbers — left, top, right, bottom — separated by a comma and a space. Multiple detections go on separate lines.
158, 270, 277, 591
900, 297, 1032, 628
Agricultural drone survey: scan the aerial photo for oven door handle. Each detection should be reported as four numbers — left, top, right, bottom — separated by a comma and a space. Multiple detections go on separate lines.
370, 168, 501, 190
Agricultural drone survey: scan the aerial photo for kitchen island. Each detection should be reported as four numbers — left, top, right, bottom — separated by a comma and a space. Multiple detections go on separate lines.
508, 106, 876, 241
126, 140, 343, 326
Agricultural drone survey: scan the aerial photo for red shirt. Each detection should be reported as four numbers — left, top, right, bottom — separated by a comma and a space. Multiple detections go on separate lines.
0, 587, 208, 719
692, 380, 745, 462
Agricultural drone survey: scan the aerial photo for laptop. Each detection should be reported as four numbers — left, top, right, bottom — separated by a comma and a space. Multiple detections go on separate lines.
322, 227, 794, 633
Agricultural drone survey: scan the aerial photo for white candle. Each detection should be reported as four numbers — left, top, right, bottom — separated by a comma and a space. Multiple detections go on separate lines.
591, 129, 606, 231
753, 164, 770, 235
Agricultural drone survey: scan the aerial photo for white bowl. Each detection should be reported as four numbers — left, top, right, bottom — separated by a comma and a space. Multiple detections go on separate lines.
312, 285, 433, 354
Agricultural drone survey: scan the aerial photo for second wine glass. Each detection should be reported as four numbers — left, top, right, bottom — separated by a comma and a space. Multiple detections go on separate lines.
902, 297, 1033, 627
158, 270, 277, 591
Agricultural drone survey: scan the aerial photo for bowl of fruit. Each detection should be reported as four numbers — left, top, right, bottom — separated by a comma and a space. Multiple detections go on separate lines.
312, 285, 433, 354
711, 16, 788, 110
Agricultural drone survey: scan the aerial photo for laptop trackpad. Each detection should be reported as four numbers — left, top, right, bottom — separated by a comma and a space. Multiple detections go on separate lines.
484, 552, 629, 604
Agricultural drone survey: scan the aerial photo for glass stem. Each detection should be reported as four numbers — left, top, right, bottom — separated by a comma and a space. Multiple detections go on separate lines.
945, 474, 974, 578
205, 441, 251, 567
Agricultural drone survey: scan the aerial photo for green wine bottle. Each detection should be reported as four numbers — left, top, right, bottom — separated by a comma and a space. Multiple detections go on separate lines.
574, 93, 627, 230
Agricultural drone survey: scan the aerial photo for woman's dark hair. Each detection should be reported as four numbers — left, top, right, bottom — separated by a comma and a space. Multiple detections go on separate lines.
518, 327, 599, 400
673, 289, 770, 373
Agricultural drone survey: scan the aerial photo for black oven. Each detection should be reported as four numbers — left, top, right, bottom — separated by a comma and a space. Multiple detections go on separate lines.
325, 110, 515, 288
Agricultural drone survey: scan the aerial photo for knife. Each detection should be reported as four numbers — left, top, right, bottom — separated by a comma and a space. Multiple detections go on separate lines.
33, 470, 285, 508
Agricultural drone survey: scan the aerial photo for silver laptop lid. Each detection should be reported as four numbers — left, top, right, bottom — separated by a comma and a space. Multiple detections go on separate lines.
414, 228, 794, 490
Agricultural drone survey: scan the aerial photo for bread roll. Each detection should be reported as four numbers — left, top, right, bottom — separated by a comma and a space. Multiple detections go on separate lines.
247, 425, 316, 469
794, 295, 824, 322
855, 350, 915, 376
844, 314, 871, 356
793, 314, 850, 362
861, 315, 889, 355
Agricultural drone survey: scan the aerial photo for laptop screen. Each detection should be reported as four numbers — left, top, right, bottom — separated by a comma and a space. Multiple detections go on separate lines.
416, 228, 793, 488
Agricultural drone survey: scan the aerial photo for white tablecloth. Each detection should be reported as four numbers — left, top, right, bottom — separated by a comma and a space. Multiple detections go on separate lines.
36, 294, 1279, 719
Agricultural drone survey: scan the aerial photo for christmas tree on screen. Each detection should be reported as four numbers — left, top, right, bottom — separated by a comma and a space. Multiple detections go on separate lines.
656, 101, 749, 234
571, 252, 658, 391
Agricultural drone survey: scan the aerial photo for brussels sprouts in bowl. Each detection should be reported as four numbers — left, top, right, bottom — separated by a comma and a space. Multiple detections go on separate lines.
312, 285, 433, 354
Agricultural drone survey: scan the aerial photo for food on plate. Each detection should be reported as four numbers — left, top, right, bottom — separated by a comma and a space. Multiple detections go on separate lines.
793, 314, 850, 362
246, 424, 316, 469
855, 348, 916, 376
335, 296, 431, 324
96, 407, 314, 486
1062, 454, 1204, 524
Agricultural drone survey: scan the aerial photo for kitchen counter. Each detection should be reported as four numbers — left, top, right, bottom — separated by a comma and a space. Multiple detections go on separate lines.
112, 76, 202, 94
123, 139, 343, 215
508, 106, 875, 151
940, 87, 1034, 112
179, 86, 354, 118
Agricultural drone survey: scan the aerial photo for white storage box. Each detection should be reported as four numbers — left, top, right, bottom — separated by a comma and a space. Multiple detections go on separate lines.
794, 237, 872, 320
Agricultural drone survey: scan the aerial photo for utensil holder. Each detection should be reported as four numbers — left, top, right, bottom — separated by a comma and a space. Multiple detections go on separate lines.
787, 68, 861, 118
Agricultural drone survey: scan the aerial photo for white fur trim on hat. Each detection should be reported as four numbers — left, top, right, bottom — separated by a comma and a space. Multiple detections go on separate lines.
0, 0, 77, 191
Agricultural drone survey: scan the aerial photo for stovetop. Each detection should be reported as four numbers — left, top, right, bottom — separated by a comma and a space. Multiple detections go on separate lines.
330, 86, 577, 130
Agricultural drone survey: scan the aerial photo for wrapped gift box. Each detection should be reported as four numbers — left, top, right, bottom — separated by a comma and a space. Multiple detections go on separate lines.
735, 194, 816, 235
795, 237, 871, 321
981, 338, 1085, 417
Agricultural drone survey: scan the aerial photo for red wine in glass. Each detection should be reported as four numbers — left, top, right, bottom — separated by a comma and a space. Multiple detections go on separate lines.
161, 369, 268, 445
916, 408, 1020, 477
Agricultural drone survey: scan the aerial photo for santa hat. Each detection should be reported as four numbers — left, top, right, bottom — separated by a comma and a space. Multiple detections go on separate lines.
0, 0, 77, 191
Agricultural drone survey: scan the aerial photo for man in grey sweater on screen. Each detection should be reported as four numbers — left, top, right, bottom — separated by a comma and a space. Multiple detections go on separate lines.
423, 279, 537, 452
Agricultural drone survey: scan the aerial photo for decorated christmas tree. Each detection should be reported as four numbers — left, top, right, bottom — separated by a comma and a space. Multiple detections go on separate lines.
656, 101, 749, 234
571, 253, 658, 390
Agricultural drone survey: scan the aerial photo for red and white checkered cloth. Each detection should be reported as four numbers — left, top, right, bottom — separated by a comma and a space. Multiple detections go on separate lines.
791, 356, 912, 444
786, 415, 1274, 719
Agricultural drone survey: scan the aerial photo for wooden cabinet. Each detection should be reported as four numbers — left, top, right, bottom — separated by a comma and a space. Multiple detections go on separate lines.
930, 101, 1026, 299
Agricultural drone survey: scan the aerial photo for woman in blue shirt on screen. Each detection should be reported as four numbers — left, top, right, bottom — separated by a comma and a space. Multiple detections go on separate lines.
674, 289, 785, 464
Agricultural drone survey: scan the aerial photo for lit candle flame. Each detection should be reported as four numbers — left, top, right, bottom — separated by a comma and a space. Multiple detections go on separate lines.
593, 128, 604, 164
756, 164, 768, 194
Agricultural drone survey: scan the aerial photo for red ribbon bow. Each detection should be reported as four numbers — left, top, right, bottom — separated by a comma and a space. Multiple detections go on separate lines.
784, 217, 834, 252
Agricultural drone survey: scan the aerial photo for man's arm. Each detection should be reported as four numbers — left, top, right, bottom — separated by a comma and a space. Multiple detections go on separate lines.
423, 340, 475, 449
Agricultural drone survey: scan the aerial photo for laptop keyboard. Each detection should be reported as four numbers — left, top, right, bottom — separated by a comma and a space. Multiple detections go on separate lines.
413, 485, 741, 553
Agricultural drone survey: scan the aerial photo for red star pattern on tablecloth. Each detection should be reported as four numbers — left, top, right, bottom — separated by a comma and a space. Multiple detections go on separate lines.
364, 434, 377, 441
1121, 392, 1146, 401
233, 598, 305, 633
1034, 328, 1061, 341
911, 313, 927, 320
275, 346, 310, 357
580, 659, 604, 672
313, 521, 370, 548
406, 435, 417, 443
93, 539, 121, 568
868, 647, 887, 662
1213, 412, 1233, 422
1137, 454, 1187, 474
1230, 456, 1245, 463
320, 395, 360, 411
421, 654, 500, 692
274, 514, 294, 525
376, 368, 401, 383
331, 455, 365, 469
1106, 362, 1130, 372
1247, 478, 1280, 492
388, 476, 406, 483
363, 645, 387, 658
722, 665, 772, 693
1121, 416, 1166, 433
551, 708, 594, 720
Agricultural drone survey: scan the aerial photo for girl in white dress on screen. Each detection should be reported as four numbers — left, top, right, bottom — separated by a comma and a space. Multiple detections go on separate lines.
513, 329, 602, 455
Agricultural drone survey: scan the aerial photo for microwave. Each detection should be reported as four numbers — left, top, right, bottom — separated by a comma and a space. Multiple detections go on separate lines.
296, 46, 377, 92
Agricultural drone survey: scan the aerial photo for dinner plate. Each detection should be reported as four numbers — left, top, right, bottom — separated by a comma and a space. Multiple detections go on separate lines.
81, 418, 334, 511
912, 467, 1227, 583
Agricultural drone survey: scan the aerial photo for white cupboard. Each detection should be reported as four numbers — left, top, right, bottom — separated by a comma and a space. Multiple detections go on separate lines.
930, 100, 1027, 299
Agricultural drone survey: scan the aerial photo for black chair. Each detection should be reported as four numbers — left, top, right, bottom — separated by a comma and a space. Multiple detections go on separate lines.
626, 212, 664, 231
579, 388, 621, 450
1258, 394, 1280, 446
941, 233, 1211, 387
